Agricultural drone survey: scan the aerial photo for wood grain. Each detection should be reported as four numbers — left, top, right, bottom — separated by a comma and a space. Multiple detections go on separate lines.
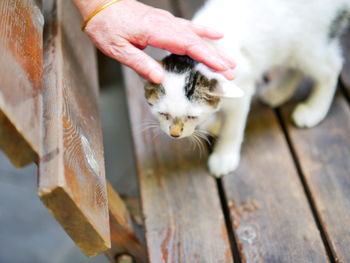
0, 0, 43, 166
222, 99, 329, 263
174, 1, 329, 262
280, 90, 350, 262
38, 0, 110, 257
124, 1, 232, 262
124, 64, 233, 262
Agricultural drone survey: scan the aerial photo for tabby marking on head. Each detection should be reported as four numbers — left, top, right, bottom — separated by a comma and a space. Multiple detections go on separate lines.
144, 84, 165, 106
162, 54, 220, 108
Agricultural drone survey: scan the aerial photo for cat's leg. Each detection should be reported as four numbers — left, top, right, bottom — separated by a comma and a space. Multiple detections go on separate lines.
292, 46, 342, 128
259, 68, 302, 107
208, 83, 254, 177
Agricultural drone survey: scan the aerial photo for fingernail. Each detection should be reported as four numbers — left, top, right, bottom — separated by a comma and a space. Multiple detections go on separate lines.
150, 68, 164, 83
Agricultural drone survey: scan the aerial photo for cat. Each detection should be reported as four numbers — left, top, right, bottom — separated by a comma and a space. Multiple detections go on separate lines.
143, 0, 350, 177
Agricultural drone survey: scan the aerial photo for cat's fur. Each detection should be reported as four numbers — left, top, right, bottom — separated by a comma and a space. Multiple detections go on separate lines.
144, 0, 350, 177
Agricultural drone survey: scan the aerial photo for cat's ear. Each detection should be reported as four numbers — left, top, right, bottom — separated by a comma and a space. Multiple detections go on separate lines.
208, 80, 244, 98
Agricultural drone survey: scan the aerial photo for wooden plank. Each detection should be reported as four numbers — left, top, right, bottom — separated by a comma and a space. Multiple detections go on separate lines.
341, 27, 350, 93
280, 90, 350, 262
38, 0, 110, 257
222, 99, 329, 263
125, 1, 233, 261
0, 0, 43, 166
174, 1, 329, 261
124, 63, 233, 262
105, 182, 147, 263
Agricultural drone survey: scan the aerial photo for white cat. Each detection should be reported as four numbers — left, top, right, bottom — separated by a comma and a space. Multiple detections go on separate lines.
144, 0, 350, 177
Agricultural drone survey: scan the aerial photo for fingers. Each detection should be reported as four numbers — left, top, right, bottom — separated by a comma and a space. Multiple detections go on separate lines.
108, 39, 164, 83
188, 40, 236, 69
176, 18, 223, 39
222, 69, 235, 80
146, 20, 235, 78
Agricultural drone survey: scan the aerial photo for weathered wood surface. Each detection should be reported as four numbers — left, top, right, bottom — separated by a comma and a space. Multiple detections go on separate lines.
341, 27, 350, 93
222, 100, 329, 263
38, 0, 110, 257
124, 65, 233, 262
105, 182, 147, 263
125, 1, 234, 262
280, 90, 350, 262
171, 1, 330, 262
0, 0, 43, 166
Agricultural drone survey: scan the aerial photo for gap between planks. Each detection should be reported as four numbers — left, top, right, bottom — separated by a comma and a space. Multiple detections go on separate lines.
274, 108, 336, 263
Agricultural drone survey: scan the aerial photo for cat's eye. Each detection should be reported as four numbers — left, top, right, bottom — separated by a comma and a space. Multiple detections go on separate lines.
187, 115, 198, 120
159, 112, 170, 120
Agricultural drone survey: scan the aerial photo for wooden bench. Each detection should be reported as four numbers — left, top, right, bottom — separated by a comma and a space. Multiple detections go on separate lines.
1, 0, 350, 262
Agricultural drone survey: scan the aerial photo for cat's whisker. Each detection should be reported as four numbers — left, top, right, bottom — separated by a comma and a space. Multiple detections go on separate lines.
190, 135, 199, 152
138, 120, 160, 134
140, 124, 158, 132
194, 130, 211, 146
196, 129, 214, 142
196, 129, 213, 137
139, 120, 159, 128
151, 130, 161, 141
190, 134, 198, 153
192, 133, 206, 157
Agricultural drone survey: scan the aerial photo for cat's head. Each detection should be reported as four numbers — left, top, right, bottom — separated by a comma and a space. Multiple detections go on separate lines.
143, 54, 243, 139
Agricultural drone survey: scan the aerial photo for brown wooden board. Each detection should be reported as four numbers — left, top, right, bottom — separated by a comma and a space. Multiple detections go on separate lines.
222, 99, 329, 263
38, 0, 110, 257
124, 64, 233, 262
280, 90, 350, 262
174, 1, 328, 262
105, 182, 147, 263
0, 0, 43, 166
124, 1, 233, 262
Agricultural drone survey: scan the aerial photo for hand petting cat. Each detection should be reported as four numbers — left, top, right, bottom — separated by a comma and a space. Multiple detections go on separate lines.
74, 0, 236, 84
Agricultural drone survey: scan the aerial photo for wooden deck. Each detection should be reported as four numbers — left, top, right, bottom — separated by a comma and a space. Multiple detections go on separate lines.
124, 0, 350, 262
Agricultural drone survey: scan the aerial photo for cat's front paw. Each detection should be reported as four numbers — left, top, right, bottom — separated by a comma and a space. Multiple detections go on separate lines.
208, 151, 240, 178
292, 103, 326, 128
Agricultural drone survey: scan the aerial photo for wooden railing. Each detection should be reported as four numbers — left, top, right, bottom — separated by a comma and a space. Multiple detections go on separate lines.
0, 0, 146, 262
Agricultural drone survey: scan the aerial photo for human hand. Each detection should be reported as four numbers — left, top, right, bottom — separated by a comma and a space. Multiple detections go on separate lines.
75, 0, 235, 83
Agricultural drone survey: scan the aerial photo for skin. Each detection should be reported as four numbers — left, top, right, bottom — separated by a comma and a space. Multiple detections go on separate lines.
73, 0, 236, 83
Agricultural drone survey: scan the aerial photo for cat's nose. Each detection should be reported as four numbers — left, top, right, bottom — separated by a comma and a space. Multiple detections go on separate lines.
169, 124, 183, 138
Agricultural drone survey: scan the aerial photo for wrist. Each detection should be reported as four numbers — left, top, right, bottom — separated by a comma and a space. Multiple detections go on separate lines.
74, 0, 133, 20
73, 0, 105, 20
